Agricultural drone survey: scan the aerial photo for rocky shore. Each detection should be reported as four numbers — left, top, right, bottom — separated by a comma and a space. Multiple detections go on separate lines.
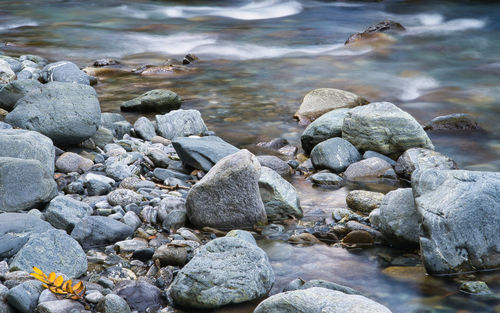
0, 52, 499, 313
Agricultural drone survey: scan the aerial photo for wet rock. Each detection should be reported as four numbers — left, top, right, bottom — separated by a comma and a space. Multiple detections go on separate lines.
310, 172, 343, 187
395, 148, 457, 180
346, 20, 405, 45
9, 229, 87, 278
346, 190, 384, 213
71, 216, 134, 250
301, 108, 350, 153
55, 152, 93, 174
182, 54, 199, 65
0, 59, 16, 84
168, 236, 274, 309
5, 82, 101, 145
259, 167, 302, 220
257, 155, 291, 177
97, 294, 131, 313
93, 58, 120, 67
36, 299, 85, 313
289, 233, 320, 244
0, 79, 42, 111
44, 195, 93, 232
121, 89, 181, 113
344, 157, 396, 181
133, 116, 156, 141
412, 169, 500, 274
254, 287, 392, 313
294, 88, 368, 125
156, 109, 207, 139
6, 280, 43, 313
284, 279, 361, 295
0, 129, 55, 174
114, 279, 162, 312
342, 102, 434, 159
172, 136, 239, 172
40, 61, 93, 85
310, 138, 361, 173
363, 150, 396, 166
186, 150, 267, 229
107, 188, 142, 207
424, 113, 479, 131
459, 281, 492, 295
0, 157, 57, 212
342, 230, 374, 246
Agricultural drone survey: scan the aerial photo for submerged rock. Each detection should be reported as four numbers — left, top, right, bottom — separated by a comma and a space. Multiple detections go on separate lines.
424, 113, 479, 131
121, 89, 181, 113
301, 108, 350, 153
395, 148, 457, 180
156, 109, 207, 139
310, 137, 361, 173
345, 20, 405, 45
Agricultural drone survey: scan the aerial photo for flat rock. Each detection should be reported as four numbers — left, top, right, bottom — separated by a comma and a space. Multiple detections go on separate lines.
310, 137, 361, 173
395, 148, 457, 180
44, 195, 93, 232
156, 109, 207, 139
259, 167, 302, 220
412, 169, 500, 274
342, 102, 433, 159
346, 190, 384, 213
310, 172, 344, 186
168, 236, 274, 309
301, 108, 350, 153
71, 216, 134, 250
186, 150, 267, 229
121, 89, 181, 113
344, 157, 396, 181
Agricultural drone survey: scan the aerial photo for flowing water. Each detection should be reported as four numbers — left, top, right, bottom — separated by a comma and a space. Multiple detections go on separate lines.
1, 0, 499, 312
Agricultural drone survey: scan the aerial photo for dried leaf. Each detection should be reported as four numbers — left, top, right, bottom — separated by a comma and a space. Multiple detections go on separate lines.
30, 267, 85, 300
53, 275, 64, 287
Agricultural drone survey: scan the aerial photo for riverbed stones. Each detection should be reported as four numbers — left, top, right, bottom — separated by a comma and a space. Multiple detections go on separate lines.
342, 102, 434, 159
0, 59, 16, 84
186, 150, 267, 229
40, 61, 93, 85
0, 129, 55, 174
310, 172, 343, 186
346, 190, 384, 213
0, 79, 42, 111
55, 152, 93, 174
156, 109, 207, 139
284, 279, 361, 295
44, 196, 93, 232
168, 235, 274, 309
133, 116, 156, 141
0, 157, 57, 212
71, 216, 134, 250
345, 20, 405, 45
97, 294, 131, 313
36, 299, 85, 313
172, 136, 239, 171
254, 287, 392, 313
301, 108, 350, 153
113, 279, 162, 312
121, 89, 181, 113
395, 148, 457, 180
344, 157, 396, 181
258, 167, 302, 220
107, 188, 142, 207
5, 82, 101, 145
310, 138, 361, 173
424, 113, 479, 131
294, 88, 368, 125
9, 229, 87, 278
412, 169, 500, 274
257, 155, 291, 177
6, 280, 43, 313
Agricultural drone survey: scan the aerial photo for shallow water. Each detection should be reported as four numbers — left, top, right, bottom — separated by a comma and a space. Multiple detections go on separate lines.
1, 0, 499, 312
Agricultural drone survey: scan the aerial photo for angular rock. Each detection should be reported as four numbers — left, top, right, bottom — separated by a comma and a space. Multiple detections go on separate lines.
346, 190, 384, 213
0, 59, 16, 84
40, 61, 93, 85
5, 82, 101, 145
344, 157, 396, 181
395, 148, 457, 180
0, 157, 57, 212
424, 113, 479, 131
156, 109, 207, 139
172, 136, 239, 172
97, 294, 131, 313
342, 102, 434, 159
254, 287, 392, 313
412, 169, 500, 274
168, 236, 274, 309
55, 152, 93, 174
310, 138, 361, 173
9, 229, 87, 278
133, 117, 156, 141
107, 189, 142, 207
44, 195, 93, 232
186, 150, 267, 229
0, 79, 42, 111
294, 88, 367, 125
259, 167, 302, 220
121, 89, 181, 113
106, 162, 132, 181
71, 216, 134, 250
6, 280, 43, 313
301, 108, 350, 153
284, 279, 361, 295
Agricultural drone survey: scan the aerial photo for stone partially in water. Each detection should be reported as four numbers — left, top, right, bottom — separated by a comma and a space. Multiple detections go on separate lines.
121, 89, 181, 113
156, 109, 207, 140
395, 148, 457, 180
310, 137, 361, 173
259, 167, 302, 220
424, 113, 479, 131
346, 190, 384, 214
301, 108, 351, 153
310, 172, 344, 186
344, 157, 396, 181
345, 20, 405, 45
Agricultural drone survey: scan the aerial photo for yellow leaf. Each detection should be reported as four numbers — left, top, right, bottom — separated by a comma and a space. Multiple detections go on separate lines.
53, 275, 64, 287
30, 273, 49, 284
72, 281, 84, 293
32, 267, 46, 278
42, 284, 49, 289
62, 280, 71, 292
48, 272, 56, 283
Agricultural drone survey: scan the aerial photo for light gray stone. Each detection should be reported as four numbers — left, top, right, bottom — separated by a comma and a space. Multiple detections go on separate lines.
40, 61, 93, 85
225, 230, 256, 246
121, 89, 181, 113
301, 108, 350, 153
259, 167, 302, 220
395, 148, 457, 180
0, 59, 16, 84
310, 138, 361, 173
44, 196, 92, 232
257, 155, 291, 177
133, 117, 156, 141
36, 300, 85, 313
122, 211, 141, 231
107, 188, 142, 207
55, 152, 93, 174
310, 172, 343, 186
71, 216, 134, 250
344, 157, 396, 181
284, 279, 361, 295
156, 109, 207, 139
106, 162, 132, 181
6, 280, 43, 313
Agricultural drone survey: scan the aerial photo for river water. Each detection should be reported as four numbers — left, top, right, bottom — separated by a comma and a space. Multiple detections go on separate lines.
1, 0, 499, 312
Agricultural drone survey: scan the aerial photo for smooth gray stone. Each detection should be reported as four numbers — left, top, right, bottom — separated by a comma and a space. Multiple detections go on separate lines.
5, 82, 101, 145
105, 162, 132, 181
6, 280, 43, 313
342, 102, 433, 159
121, 89, 181, 113
363, 151, 396, 166
254, 287, 392, 313
40, 61, 92, 85
310, 137, 361, 173
310, 172, 343, 186
100, 112, 125, 127
36, 300, 85, 313
0, 59, 16, 84
168, 237, 274, 309
9, 229, 87, 278
259, 167, 302, 220
284, 279, 361, 295
0, 213, 53, 258
133, 117, 156, 141
0, 56, 22, 73
225, 230, 257, 246
71, 216, 134, 250
301, 108, 350, 153
344, 157, 396, 181
186, 150, 267, 229
44, 195, 93, 232
0, 122, 12, 129
0, 79, 42, 111
86, 179, 112, 196
412, 169, 500, 274
156, 109, 207, 139
153, 168, 191, 181
257, 155, 291, 177
424, 113, 478, 131
161, 210, 187, 231
395, 148, 457, 180
19, 55, 48, 67
172, 136, 239, 172
97, 294, 131, 313
0, 129, 55, 174
0, 157, 57, 212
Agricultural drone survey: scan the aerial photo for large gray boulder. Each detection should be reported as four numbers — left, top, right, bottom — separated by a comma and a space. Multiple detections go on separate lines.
172, 136, 239, 172
254, 287, 392, 313
121, 89, 181, 113
0, 157, 57, 212
0, 129, 55, 174
5, 82, 101, 145
0, 79, 42, 111
156, 109, 207, 139
301, 108, 350, 153
310, 138, 361, 173
71, 216, 134, 250
259, 167, 302, 220
294, 88, 368, 125
44, 196, 93, 232
342, 102, 433, 159
0, 213, 53, 258
40, 61, 93, 85
186, 150, 267, 229
9, 229, 87, 278
412, 169, 500, 274
168, 236, 274, 309
395, 148, 457, 180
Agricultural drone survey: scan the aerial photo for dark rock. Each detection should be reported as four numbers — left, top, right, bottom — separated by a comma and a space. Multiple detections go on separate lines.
40, 61, 93, 85
93, 58, 120, 67
114, 279, 162, 312
132, 248, 155, 262
153, 168, 191, 182
424, 113, 479, 131
345, 20, 405, 45
44, 195, 93, 232
71, 216, 134, 250
342, 230, 374, 246
301, 108, 350, 153
0, 79, 42, 111
310, 138, 361, 173
156, 109, 207, 139
395, 148, 457, 180
257, 155, 291, 177
182, 54, 199, 65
